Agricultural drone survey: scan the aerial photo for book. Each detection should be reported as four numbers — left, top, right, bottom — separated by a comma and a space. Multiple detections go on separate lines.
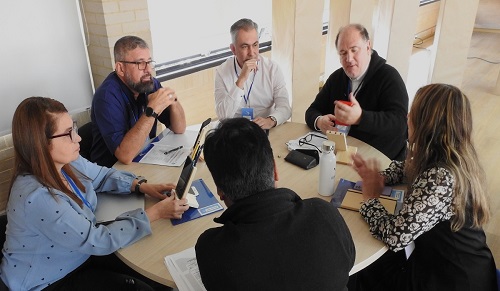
171, 179, 224, 225
164, 247, 206, 291
331, 178, 356, 208
331, 178, 405, 215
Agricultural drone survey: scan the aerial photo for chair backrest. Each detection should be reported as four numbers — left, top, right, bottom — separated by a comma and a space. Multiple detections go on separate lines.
78, 121, 93, 160
497, 269, 500, 291
0, 134, 13, 263
0, 134, 14, 214
0, 214, 6, 260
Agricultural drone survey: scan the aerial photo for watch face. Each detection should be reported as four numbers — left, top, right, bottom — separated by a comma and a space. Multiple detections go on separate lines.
146, 107, 156, 117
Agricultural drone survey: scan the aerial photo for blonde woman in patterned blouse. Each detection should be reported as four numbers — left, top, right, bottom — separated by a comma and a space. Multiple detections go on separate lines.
348, 83, 496, 291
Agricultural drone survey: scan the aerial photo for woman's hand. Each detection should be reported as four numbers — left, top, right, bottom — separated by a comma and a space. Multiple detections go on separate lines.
139, 183, 176, 200
352, 154, 385, 201
146, 193, 189, 222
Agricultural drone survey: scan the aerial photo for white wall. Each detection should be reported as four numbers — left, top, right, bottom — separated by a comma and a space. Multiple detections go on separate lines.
0, 0, 94, 135
147, 0, 273, 63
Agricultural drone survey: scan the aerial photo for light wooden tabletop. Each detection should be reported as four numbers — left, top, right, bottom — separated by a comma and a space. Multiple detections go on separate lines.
114, 122, 390, 287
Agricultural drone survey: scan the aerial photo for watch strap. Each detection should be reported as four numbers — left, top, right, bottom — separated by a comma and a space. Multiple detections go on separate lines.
135, 178, 147, 194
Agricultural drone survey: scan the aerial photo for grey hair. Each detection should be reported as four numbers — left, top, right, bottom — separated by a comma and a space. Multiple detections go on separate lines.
230, 18, 259, 44
335, 23, 370, 48
114, 36, 149, 62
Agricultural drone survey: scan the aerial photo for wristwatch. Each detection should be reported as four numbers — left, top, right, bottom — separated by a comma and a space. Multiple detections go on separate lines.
268, 116, 277, 127
135, 176, 147, 194
145, 107, 158, 118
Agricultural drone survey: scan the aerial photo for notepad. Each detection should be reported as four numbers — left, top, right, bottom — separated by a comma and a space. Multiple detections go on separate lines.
341, 189, 398, 214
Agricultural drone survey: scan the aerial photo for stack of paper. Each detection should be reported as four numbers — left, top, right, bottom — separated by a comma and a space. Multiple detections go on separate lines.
164, 247, 207, 291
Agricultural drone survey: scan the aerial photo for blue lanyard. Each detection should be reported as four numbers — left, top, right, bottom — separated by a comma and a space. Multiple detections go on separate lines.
233, 58, 256, 106
61, 170, 93, 212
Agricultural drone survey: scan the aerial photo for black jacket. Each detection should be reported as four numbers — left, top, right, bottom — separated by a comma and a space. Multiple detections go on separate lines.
305, 50, 408, 160
195, 188, 355, 291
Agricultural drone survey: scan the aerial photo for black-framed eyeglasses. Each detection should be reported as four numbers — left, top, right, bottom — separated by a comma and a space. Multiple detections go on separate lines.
298, 133, 327, 152
119, 60, 156, 70
49, 122, 78, 142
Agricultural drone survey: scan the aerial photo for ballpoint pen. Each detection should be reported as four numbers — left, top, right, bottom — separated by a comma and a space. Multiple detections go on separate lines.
164, 145, 183, 155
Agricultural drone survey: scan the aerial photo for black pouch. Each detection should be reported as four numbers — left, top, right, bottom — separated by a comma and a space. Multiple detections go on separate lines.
284, 149, 319, 170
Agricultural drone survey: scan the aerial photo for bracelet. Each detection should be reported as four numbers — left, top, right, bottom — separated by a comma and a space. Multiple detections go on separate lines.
135, 177, 147, 194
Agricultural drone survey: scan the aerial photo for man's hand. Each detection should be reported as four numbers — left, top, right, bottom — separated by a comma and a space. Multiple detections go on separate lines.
316, 114, 337, 133
147, 87, 178, 114
334, 93, 362, 125
253, 116, 276, 129
235, 59, 258, 89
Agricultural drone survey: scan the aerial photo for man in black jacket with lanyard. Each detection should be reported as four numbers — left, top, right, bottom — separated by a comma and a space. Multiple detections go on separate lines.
305, 23, 408, 160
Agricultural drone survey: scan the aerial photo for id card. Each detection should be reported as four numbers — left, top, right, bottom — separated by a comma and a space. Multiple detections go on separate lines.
241, 107, 254, 120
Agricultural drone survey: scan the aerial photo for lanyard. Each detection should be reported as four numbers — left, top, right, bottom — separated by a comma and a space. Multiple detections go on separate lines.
347, 78, 364, 98
233, 58, 256, 106
61, 170, 93, 211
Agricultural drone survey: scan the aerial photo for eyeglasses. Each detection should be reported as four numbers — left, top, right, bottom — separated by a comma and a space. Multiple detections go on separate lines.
119, 60, 156, 70
298, 133, 327, 152
49, 122, 78, 142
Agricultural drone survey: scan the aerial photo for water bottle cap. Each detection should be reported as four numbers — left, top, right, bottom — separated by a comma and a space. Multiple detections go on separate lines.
322, 140, 335, 152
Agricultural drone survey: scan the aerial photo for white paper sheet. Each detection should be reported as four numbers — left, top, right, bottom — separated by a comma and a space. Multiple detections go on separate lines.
164, 247, 207, 291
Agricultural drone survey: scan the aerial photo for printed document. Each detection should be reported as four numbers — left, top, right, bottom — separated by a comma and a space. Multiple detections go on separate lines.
164, 247, 206, 291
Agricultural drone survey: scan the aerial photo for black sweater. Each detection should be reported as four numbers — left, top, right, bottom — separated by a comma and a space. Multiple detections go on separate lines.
195, 188, 355, 291
305, 50, 408, 160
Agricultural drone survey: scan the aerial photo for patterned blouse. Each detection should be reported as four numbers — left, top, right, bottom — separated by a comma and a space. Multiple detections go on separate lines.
359, 160, 455, 252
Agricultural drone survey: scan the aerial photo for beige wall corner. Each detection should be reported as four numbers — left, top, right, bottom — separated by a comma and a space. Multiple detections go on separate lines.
272, 0, 324, 123
323, 0, 378, 82
372, 0, 419, 83
81, 0, 153, 89
430, 0, 480, 86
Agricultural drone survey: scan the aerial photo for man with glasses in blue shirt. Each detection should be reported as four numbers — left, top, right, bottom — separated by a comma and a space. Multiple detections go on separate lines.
91, 36, 186, 167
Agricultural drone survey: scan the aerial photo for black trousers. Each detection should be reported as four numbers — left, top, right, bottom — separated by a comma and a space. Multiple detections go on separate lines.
42, 253, 172, 291
348, 249, 408, 291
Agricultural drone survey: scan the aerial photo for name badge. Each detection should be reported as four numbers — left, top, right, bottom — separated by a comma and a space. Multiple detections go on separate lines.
241, 107, 254, 120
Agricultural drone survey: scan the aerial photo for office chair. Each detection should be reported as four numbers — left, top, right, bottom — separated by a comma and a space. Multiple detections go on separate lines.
0, 214, 6, 260
78, 121, 93, 160
497, 269, 500, 291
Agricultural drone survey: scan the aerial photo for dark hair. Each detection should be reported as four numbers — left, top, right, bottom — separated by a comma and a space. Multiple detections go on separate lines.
114, 35, 149, 62
204, 118, 274, 201
230, 18, 259, 44
11, 97, 85, 207
335, 23, 370, 48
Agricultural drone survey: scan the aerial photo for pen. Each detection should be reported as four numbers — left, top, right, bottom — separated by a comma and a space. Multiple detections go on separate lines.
164, 145, 183, 155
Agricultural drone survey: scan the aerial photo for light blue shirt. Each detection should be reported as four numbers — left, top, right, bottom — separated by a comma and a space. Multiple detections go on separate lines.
0, 156, 152, 290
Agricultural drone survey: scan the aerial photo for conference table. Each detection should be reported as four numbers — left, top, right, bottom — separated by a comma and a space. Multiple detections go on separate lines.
114, 122, 391, 287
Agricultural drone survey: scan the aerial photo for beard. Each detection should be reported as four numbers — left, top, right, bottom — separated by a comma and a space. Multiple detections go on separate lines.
125, 72, 154, 94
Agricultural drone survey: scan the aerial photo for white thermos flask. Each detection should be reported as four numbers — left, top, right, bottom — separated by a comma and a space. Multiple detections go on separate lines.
318, 140, 336, 196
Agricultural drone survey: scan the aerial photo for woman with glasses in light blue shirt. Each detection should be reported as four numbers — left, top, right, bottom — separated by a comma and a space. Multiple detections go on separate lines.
0, 97, 187, 290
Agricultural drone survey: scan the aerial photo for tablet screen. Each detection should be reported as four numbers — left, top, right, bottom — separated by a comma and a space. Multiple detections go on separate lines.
175, 156, 194, 199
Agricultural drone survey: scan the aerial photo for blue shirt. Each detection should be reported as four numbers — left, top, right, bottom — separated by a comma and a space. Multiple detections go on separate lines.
91, 72, 172, 167
0, 156, 152, 291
